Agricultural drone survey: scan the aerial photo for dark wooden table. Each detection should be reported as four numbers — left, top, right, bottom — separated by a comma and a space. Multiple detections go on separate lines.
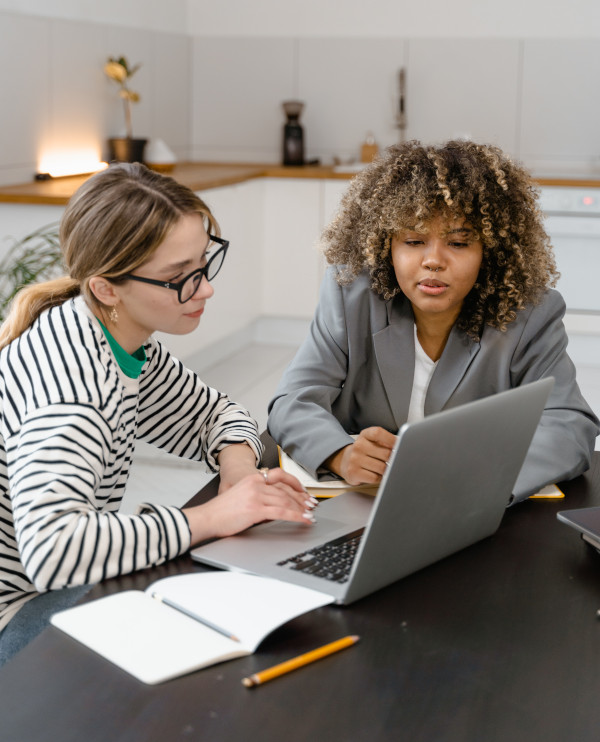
2, 438, 600, 742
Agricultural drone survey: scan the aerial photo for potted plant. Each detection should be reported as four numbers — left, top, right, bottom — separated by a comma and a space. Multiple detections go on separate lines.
104, 55, 147, 163
0, 223, 63, 322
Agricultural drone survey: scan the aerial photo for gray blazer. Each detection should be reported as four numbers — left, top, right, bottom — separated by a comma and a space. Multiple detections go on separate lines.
268, 267, 599, 502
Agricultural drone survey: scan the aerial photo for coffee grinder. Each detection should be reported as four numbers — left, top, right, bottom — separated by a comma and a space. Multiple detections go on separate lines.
282, 100, 305, 166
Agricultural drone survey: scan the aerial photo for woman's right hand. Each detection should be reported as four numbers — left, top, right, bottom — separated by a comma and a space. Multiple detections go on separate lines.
325, 426, 397, 485
182, 468, 317, 546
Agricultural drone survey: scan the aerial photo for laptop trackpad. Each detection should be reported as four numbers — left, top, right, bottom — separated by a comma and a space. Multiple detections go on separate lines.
192, 491, 374, 568
251, 515, 354, 543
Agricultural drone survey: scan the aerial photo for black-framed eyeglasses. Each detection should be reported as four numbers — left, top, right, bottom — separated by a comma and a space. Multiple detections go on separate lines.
122, 235, 229, 304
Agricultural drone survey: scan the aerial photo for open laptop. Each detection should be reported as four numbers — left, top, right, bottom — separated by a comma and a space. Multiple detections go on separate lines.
192, 378, 553, 604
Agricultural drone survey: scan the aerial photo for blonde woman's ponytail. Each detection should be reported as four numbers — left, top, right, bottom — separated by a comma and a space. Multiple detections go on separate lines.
0, 276, 80, 350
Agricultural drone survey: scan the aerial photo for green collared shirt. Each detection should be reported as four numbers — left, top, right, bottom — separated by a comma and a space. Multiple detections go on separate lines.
98, 320, 147, 379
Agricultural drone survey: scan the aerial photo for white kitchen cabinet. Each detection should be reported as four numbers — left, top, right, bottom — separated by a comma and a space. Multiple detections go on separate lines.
260, 177, 324, 318
322, 178, 349, 228
538, 185, 600, 367
260, 177, 353, 319
520, 40, 600, 173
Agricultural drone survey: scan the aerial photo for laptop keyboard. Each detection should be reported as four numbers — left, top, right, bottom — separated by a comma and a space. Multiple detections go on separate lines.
276, 528, 364, 583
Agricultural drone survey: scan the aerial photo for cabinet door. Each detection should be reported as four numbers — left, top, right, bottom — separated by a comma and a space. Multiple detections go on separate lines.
520, 40, 600, 172
261, 178, 323, 318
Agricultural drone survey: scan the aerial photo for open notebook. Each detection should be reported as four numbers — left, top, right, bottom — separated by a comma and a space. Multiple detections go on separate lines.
50, 571, 333, 684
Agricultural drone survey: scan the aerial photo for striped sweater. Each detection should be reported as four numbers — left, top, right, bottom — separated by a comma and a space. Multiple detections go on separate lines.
0, 296, 263, 631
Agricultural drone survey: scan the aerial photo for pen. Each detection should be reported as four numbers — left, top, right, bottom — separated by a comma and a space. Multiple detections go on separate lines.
242, 634, 359, 687
151, 592, 240, 643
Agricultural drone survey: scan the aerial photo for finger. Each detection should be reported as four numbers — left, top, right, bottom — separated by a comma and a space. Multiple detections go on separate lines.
260, 498, 316, 524
353, 440, 391, 470
260, 467, 307, 493
355, 462, 385, 483
271, 481, 319, 510
247, 472, 314, 512
249, 470, 316, 511
361, 456, 388, 478
361, 426, 397, 450
356, 437, 395, 467
254, 484, 316, 521
347, 443, 393, 481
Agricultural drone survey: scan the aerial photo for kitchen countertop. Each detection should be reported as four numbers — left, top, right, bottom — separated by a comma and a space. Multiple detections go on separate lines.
0, 162, 353, 206
1, 161, 600, 206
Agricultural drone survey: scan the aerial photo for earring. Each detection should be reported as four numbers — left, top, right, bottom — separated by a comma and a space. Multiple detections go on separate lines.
109, 306, 119, 324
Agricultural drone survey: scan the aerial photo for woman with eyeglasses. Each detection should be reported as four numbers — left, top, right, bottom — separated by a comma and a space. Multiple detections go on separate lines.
0, 163, 314, 665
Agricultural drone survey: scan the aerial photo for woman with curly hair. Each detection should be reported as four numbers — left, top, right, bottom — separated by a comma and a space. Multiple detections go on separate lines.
268, 139, 599, 502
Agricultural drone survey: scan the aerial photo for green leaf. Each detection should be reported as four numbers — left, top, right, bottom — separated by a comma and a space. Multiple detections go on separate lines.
0, 222, 64, 322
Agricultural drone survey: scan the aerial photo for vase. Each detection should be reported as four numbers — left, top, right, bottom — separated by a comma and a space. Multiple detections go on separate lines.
107, 137, 148, 164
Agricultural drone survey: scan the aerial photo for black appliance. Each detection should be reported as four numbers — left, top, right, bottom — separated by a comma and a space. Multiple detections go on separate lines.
282, 100, 305, 166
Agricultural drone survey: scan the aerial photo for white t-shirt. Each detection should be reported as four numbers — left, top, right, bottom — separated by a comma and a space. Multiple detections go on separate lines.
406, 324, 438, 423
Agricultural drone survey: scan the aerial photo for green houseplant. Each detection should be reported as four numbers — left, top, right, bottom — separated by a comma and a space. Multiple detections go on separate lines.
104, 55, 147, 163
0, 222, 63, 322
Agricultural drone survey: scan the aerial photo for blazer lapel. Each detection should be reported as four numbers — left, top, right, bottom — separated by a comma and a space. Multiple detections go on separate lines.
373, 298, 416, 428
425, 326, 480, 414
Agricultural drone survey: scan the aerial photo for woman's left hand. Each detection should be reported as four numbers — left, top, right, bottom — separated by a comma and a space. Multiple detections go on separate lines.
183, 466, 316, 544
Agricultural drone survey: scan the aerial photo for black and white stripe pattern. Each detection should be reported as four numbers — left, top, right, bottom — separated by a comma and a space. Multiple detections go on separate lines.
0, 296, 262, 630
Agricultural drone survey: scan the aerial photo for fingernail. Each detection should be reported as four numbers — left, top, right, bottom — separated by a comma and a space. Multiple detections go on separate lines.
309, 496, 319, 505
304, 499, 317, 509
302, 511, 316, 522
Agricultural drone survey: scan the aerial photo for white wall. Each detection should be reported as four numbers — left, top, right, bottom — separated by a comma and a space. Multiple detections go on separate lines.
1, 2, 600, 187
191, 35, 600, 175
186, 0, 600, 37
5, 0, 600, 38
0, 9, 191, 185
187, 0, 600, 173
0, 0, 188, 33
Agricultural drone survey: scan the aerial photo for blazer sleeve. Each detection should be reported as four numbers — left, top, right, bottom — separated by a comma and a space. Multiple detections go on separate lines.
268, 268, 355, 476
509, 290, 599, 501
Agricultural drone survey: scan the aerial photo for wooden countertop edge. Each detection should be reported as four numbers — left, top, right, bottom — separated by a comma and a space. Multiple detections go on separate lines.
0, 162, 599, 206
533, 177, 600, 188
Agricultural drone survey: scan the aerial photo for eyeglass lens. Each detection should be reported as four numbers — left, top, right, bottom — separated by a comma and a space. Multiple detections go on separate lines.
180, 246, 226, 302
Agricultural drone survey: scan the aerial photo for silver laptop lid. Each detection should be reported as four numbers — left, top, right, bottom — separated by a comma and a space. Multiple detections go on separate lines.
192, 378, 553, 604
342, 377, 554, 603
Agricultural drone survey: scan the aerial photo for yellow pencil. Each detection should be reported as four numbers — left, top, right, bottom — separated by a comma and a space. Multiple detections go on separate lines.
242, 635, 359, 688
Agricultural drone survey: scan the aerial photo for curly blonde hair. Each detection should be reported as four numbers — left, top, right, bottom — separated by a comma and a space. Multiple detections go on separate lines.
322, 140, 558, 339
